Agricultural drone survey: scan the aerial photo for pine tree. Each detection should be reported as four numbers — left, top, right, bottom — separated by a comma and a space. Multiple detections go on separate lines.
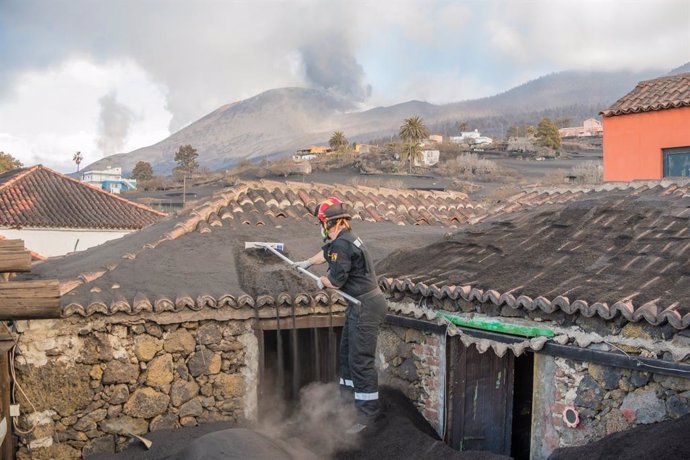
131, 161, 154, 181
174, 144, 199, 174
536, 118, 561, 149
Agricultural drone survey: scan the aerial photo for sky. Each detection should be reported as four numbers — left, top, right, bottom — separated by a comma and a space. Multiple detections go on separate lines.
0, 0, 688, 173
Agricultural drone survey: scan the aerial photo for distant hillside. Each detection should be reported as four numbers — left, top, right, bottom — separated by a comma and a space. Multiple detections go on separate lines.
668, 62, 690, 75
86, 68, 664, 175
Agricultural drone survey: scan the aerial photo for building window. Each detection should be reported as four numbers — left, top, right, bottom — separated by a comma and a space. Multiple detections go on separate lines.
663, 147, 690, 177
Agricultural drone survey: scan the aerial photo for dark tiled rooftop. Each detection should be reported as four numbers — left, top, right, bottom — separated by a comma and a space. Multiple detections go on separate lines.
378, 182, 690, 329
29, 179, 690, 329
0, 166, 165, 230
601, 72, 690, 117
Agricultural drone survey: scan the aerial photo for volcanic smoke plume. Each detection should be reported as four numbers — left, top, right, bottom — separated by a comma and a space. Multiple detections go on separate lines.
97, 91, 133, 157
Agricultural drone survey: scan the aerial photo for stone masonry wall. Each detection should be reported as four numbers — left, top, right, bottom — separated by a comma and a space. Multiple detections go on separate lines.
532, 354, 690, 459
12, 315, 258, 459
377, 323, 446, 435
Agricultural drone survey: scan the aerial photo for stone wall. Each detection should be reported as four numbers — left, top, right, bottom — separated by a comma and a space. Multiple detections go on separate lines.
532, 354, 690, 459
12, 315, 258, 459
377, 323, 446, 435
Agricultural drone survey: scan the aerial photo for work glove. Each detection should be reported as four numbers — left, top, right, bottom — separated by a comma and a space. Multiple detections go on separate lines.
294, 259, 312, 270
316, 278, 325, 290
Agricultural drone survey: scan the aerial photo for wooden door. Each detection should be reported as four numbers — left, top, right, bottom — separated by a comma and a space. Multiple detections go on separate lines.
447, 338, 514, 455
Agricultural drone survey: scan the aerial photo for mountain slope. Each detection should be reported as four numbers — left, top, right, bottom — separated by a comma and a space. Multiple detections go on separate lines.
87, 68, 663, 175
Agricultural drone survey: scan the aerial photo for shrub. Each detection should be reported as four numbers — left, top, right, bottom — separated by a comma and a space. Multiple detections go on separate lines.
437, 154, 499, 179
569, 161, 603, 184
139, 176, 173, 191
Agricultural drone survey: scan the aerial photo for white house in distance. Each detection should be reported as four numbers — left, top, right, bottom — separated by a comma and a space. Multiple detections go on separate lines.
0, 165, 165, 257
81, 166, 137, 194
449, 129, 493, 145
415, 149, 440, 166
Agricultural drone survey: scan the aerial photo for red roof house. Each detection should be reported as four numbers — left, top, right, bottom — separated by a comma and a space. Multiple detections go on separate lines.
601, 72, 690, 181
0, 165, 165, 257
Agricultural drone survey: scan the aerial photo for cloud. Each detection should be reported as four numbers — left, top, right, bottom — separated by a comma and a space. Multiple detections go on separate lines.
0, 0, 372, 131
398, 72, 497, 105
0, 59, 171, 171
0, 0, 687, 172
486, 0, 690, 72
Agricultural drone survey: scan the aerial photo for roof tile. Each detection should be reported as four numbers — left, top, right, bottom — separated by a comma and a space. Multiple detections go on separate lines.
602, 72, 690, 116
0, 166, 164, 229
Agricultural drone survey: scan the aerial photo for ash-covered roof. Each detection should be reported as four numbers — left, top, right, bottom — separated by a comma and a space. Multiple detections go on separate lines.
24, 180, 464, 317
211, 179, 482, 227
0, 165, 165, 230
378, 181, 690, 329
601, 72, 690, 117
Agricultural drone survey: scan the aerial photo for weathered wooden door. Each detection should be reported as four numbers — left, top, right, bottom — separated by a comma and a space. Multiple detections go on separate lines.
447, 338, 515, 455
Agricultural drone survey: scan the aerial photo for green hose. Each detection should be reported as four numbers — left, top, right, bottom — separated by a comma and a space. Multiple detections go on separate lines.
436, 312, 555, 338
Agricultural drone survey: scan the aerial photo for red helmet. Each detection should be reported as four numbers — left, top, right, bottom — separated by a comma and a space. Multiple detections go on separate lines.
315, 196, 351, 223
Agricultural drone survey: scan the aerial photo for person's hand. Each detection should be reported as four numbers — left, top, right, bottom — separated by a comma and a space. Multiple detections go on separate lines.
316, 277, 325, 289
294, 259, 312, 270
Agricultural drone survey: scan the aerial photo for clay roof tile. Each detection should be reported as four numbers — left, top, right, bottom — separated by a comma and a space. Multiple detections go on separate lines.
0, 165, 163, 229
602, 72, 690, 116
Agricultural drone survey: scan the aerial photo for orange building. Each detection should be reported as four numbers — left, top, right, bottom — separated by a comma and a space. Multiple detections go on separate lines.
601, 72, 690, 181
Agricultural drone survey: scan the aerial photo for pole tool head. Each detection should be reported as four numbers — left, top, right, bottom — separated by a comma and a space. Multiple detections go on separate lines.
244, 242, 285, 252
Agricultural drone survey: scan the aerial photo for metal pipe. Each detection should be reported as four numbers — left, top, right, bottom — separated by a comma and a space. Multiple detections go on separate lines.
276, 306, 284, 398
313, 327, 321, 382
291, 306, 299, 400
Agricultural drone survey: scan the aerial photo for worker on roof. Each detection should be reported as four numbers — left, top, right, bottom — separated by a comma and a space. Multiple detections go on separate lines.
294, 196, 388, 434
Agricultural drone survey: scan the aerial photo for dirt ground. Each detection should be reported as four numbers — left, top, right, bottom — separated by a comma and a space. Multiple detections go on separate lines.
88, 387, 509, 460
548, 413, 690, 459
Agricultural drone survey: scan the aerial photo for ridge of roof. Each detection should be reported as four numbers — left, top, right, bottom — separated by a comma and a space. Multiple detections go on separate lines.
601, 72, 690, 117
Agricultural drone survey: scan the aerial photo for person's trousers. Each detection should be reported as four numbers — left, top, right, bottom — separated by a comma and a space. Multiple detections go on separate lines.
339, 288, 388, 423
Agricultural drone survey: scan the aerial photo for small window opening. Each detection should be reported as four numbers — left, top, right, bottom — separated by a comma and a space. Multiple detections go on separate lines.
663, 147, 690, 177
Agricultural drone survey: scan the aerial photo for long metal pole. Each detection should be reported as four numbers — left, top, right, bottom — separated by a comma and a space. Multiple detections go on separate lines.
259, 244, 361, 306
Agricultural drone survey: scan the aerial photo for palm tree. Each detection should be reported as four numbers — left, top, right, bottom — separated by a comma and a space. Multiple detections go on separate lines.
73, 151, 83, 172
400, 142, 424, 172
329, 131, 348, 152
399, 116, 428, 173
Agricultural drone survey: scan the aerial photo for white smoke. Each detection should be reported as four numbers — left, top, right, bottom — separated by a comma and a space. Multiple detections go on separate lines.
96, 92, 133, 157
256, 382, 360, 459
